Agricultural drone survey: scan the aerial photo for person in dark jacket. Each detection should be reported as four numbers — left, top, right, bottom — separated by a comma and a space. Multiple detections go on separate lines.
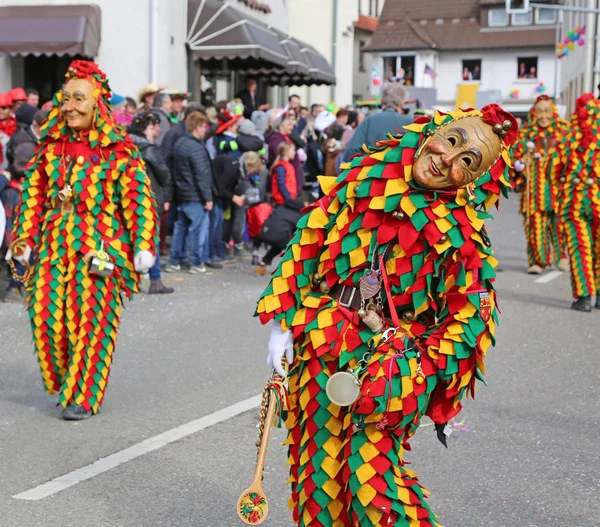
265, 114, 306, 191
343, 83, 413, 161
151, 92, 173, 146
6, 105, 45, 174
235, 77, 270, 119
166, 111, 214, 274
128, 112, 174, 294
237, 119, 265, 154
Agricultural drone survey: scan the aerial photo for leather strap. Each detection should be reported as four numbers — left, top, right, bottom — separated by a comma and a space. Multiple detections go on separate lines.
330, 283, 362, 311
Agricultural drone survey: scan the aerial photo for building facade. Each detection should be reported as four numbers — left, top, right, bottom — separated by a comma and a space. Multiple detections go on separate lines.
366, 0, 560, 115
0, 0, 187, 103
353, 0, 384, 102
288, 0, 359, 107
558, 0, 600, 114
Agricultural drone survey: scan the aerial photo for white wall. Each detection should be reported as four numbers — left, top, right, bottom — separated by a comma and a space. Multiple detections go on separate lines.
436, 48, 556, 106
225, 0, 289, 33
0, 0, 187, 99
288, 0, 358, 107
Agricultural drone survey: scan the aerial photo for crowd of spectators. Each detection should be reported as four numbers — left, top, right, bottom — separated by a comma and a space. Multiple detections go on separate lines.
0, 78, 411, 302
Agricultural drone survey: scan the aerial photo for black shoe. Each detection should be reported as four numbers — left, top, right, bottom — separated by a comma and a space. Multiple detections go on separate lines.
571, 296, 592, 312
62, 405, 93, 421
205, 261, 223, 269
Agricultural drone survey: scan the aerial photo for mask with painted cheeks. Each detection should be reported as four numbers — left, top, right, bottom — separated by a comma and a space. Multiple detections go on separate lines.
61, 78, 97, 132
412, 116, 502, 190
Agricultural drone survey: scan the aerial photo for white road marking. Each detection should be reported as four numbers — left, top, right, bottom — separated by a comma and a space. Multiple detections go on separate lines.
534, 271, 563, 284
12, 394, 263, 501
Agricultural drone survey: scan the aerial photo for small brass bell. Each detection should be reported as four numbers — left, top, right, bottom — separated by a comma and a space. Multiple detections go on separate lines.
573, 177, 581, 184
312, 272, 321, 287
358, 307, 368, 318
415, 375, 425, 385
586, 178, 595, 186
403, 310, 415, 322
320, 280, 331, 294
493, 123, 503, 133
560, 177, 566, 183
439, 235, 448, 243
392, 211, 405, 221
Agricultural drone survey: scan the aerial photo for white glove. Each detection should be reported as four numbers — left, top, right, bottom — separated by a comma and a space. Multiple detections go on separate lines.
6, 244, 31, 264
514, 160, 526, 173
267, 321, 294, 378
134, 250, 155, 274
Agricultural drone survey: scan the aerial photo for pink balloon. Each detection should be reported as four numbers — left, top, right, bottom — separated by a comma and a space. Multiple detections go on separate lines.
578, 38, 585, 46
564, 37, 570, 44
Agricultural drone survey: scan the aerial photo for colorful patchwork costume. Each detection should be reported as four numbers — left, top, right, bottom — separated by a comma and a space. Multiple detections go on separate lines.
512, 95, 568, 273
9, 60, 158, 415
257, 105, 517, 526
558, 93, 600, 311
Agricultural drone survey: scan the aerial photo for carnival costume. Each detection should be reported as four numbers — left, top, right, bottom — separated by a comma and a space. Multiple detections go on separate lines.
512, 95, 568, 273
558, 93, 600, 312
7, 60, 158, 418
0, 92, 18, 170
257, 105, 517, 526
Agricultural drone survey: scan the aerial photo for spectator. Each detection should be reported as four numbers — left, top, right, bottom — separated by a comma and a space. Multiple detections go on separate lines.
138, 83, 160, 113
236, 77, 270, 119
152, 92, 173, 145
6, 105, 45, 175
166, 111, 214, 274
336, 109, 350, 127
169, 91, 188, 123
251, 110, 269, 140
0, 169, 26, 302
270, 142, 297, 205
127, 112, 174, 294
8, 88, 27, 113
343, 83, 412, 161
238, 119, 265, 154
265, 114, 305, 191
216, 112, 243, 158
322, 124, 344, 177
114, 96, 137, 128
25, 88, 39, 107
342, 111, 359, 147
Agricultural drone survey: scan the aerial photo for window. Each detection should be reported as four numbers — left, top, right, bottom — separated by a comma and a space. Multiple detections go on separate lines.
400, 56, 415, 86
462, 59, 481, 81
536, 8, 557, 24
359, 40, 367, 72
489, 8, 509, 27
517, 57, 538, 79
368, 0, 379, 17
512, 11, 533, 25
383, 55, 415, 86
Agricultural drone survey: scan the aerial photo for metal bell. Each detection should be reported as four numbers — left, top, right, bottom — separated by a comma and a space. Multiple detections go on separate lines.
573, 177, 581, 184
392, 211, 405, 220
586, 178, 595, 186
403, 310, 415, 322
319, 280, 331, 294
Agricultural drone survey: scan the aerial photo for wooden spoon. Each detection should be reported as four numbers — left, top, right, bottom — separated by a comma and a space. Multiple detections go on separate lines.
236, 388, 278, 525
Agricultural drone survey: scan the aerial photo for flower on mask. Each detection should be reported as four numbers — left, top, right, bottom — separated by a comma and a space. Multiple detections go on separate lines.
481, 104, 518, 145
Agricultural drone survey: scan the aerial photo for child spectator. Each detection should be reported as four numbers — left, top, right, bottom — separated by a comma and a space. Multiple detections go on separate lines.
322, 124, 345, 177
270, 142, 297, 206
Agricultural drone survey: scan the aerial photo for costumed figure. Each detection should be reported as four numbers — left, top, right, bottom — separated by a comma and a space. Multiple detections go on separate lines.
256, 104, 518, 526
557, 93, 600, 312
5, 60, 158, 420
512, 95, 568, 274
0, 93, 17, 171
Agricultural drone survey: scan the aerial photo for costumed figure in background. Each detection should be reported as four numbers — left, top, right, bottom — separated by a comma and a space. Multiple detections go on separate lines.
0, 93, 17, 171
512, 95, 568, 274
557, 93, 600, 312
6, 60, 158, 420
256, 104, 517, 526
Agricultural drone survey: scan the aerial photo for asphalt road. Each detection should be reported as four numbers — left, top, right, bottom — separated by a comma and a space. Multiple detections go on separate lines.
0, 194, 598, 527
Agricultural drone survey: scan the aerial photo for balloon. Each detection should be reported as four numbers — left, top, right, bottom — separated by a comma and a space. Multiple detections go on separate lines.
564, 37, 570, 44
578, 38, 585, 46
567, 31, 575, 39
568, 42, 575, 51
573, 33, 580, 41
579, 26, 586, 35
563, 47, 569, 56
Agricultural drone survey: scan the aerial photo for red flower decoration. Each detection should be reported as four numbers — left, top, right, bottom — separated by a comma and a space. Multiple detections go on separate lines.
68, 60, 107, 81
481, 103, 518, 145
575, 92, 597, 150
535, 94, 551, 104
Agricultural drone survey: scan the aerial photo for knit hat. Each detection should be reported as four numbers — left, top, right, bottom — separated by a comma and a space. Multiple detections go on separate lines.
239, 119, 256, 135
251, 110, 268, 136
15, 103, 38, 125
8, 87, 27, 102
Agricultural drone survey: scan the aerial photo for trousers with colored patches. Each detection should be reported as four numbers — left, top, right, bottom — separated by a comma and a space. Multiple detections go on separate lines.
285, 306, 440, 527
27, 215, 123, 415
522, 212, 565, 268
559, 183, 600, 298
